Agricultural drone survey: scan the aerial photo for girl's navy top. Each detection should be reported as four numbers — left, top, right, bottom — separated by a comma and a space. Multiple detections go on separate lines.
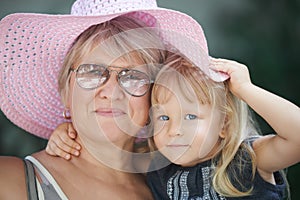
147, 142, 287, 200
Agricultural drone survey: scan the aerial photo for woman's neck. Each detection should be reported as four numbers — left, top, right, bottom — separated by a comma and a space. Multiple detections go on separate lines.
31, 150, 151, 199
70, 150, 151, 189
75, 136, 139, 173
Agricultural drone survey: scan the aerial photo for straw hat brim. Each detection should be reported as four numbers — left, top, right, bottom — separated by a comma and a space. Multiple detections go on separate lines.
0, 8, 228, 139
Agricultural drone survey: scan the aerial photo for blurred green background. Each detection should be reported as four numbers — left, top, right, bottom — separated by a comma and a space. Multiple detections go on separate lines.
0, 0, 299, 199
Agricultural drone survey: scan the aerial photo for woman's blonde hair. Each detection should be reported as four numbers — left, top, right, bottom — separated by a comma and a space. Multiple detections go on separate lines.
151, 52, 261, 197
58, 15, 166, 105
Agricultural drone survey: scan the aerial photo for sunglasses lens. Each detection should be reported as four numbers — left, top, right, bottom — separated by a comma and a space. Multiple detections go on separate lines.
119, 70, 151, 96
76, 64, 108, 89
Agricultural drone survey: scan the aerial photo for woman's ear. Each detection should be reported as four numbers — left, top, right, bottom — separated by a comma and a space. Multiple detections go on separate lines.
60, 67, 75, 109
61, 87, 72, 120
60, 87, 70, 108
62, 72, 75, 109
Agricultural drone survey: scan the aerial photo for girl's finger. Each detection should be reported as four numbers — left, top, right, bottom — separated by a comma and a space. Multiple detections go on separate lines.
46, 141, 72, 160
67, 123, 77, 139
56, 135, 80, 156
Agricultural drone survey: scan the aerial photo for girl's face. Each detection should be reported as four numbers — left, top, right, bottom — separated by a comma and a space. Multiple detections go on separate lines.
67, 45, 151, 150
152, 83, 224, 167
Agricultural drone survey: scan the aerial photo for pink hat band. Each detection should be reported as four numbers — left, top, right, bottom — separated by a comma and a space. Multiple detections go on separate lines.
0, 0, 228, 139
71, 0, 158, 16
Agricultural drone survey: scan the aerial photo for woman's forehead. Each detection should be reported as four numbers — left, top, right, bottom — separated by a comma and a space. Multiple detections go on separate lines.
82, 46, 149, 68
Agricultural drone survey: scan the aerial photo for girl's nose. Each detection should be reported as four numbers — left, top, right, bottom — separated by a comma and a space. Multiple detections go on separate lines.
168, 121, 183, 137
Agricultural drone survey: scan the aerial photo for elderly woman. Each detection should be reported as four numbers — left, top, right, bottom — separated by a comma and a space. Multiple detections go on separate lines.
0, 15, 165, 199
0, 0, 229, 199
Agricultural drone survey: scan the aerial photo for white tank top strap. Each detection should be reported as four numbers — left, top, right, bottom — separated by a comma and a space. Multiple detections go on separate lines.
36, 179, 46, 200
25, 156, 69, 200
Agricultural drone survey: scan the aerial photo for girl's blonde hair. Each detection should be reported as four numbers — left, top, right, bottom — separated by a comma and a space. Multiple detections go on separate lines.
151, 52, 260, 197
58, 15, 166, 105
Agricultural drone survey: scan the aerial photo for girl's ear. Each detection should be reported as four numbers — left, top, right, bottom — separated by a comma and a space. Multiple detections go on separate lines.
219, 114, 229, 139
219, 130, 226, 139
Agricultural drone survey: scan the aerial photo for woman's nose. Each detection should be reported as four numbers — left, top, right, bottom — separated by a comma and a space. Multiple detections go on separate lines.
96, 73, 125, 100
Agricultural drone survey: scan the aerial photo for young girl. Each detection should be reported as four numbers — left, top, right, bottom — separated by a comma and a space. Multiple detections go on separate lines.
46, 53, 300, 199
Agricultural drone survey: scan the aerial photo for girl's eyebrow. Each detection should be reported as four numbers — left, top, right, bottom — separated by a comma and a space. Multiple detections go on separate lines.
152, 104, 165, 112
152, 105, 161, 110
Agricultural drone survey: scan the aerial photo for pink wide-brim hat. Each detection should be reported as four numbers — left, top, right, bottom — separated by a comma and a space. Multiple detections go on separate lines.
0, 0, 229, 139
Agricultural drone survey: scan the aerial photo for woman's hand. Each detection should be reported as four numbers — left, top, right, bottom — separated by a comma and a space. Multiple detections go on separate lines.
45, 122, 81, 160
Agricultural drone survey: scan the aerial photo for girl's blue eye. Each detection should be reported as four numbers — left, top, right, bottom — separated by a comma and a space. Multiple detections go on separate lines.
184, 114, 197, 120
158, 115, 169, 121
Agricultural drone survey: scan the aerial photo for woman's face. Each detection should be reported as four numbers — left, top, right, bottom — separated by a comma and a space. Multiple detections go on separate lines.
67, 45, 151, 150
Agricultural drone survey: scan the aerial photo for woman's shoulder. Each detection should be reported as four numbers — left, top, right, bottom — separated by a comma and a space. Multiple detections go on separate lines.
0, 156, 25, 178
0, 156, 27, 199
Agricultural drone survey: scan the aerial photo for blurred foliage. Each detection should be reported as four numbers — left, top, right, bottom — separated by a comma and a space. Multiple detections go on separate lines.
0, 0, 299, 199
0, 111, 47, 157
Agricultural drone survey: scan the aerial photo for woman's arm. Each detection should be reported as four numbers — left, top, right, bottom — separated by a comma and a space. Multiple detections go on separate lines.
0, 156, 27, 199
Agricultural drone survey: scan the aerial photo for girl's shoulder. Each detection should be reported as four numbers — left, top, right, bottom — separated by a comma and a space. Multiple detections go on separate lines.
230, 137, 287, 199
243, 135, 261, 146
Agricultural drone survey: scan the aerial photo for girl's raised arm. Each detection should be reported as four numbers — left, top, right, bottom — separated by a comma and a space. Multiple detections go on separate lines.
210, 58, 300, 173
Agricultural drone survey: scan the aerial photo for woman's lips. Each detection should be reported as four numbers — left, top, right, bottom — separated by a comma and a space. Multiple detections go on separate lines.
95, 108, 126, 117
166, 144, 189, 148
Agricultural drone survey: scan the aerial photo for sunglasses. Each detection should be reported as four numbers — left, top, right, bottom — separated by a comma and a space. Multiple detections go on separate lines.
71, 64, 153, 97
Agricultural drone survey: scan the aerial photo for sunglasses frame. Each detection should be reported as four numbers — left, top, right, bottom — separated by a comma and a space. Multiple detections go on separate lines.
70, 64, 154, 97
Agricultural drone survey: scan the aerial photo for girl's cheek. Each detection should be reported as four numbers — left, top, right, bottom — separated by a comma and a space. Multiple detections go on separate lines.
153, 134, 164, 149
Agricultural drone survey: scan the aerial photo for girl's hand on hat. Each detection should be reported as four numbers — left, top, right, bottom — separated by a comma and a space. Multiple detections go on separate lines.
209, 57, 253, 100
45, 122, 81, 160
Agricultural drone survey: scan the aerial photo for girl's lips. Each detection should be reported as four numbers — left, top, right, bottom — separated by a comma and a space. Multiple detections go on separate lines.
95, 108, 126, 117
